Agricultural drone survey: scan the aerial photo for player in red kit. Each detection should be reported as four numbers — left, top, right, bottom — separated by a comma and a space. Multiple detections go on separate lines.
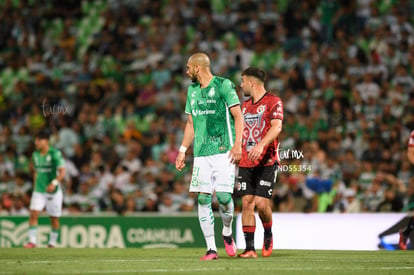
399, 129, 414, 250
237, 67, 283, 258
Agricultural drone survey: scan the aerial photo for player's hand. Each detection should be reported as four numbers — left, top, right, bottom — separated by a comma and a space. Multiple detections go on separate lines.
175, 152, 186, 171
248, 143, 264, 161
229, 144, 242, 164
46, 183, 56, 193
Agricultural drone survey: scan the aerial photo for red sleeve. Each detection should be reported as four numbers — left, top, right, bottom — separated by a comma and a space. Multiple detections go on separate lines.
269, 97, 283, 121
409, 130, 414, 147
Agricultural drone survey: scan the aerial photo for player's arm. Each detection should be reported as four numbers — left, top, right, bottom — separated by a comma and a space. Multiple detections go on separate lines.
55, 166, 66, 183
46, 166, 65, 193
408, 146, 414, 165
248, 118, 282, 161
221, 79, 242, 163
229, 105, 243, 164
46, 151, 66, 193
175, 114, 194, 171
46, 166, 66, 193
30, 155, 37, 189
33, 171, 37, 189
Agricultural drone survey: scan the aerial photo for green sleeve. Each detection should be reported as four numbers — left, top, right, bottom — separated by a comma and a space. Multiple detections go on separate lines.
53, 149, 65, 168
185, 88, 192, 114
221, 79, 240, 107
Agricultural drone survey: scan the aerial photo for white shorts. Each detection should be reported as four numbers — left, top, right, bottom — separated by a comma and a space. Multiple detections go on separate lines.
189, 152, 236, 194
29, 190, 63, 217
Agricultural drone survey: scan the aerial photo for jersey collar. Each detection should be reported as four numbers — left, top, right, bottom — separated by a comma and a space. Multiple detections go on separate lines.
251, 91, 268, 105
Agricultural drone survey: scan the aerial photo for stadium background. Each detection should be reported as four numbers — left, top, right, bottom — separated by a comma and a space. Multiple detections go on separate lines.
0, 0, 414, 219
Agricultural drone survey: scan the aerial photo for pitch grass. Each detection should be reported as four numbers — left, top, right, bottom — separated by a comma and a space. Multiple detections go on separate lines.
0, 248, 413, 275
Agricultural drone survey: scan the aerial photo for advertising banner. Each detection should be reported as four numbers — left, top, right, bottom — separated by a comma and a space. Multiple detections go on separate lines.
0, 214, 225, 248
235, 213, 410, 250
2, 213, 410, 250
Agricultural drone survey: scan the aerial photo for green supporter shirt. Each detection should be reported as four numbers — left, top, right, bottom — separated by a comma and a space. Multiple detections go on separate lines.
185, 76, 240, 157
32, 147, 65, 194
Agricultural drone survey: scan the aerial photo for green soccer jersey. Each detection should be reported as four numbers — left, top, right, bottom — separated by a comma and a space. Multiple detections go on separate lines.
185, 76, 240, 157
32, 147, 65, 193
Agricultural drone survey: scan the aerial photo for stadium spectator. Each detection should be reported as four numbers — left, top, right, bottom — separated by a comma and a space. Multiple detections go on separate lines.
0, 0, 413, 217
10, 195, 29, 216
141, 193, 159, 212
109, 188, 126, 215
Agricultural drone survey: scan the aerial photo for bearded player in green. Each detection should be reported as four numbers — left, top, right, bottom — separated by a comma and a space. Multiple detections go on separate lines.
175, 53, 243, 260
24, 130, 65, 248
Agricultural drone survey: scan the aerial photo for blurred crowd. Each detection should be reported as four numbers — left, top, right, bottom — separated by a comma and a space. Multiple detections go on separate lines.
1, 0, 414, 216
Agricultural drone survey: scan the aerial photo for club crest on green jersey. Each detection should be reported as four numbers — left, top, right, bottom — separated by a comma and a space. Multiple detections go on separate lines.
208, 88, 215, 98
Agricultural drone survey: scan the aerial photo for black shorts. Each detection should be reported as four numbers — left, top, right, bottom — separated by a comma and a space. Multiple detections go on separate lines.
236, 164, 278, 199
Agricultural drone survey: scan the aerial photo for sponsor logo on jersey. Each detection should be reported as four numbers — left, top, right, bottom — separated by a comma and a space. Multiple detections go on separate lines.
243, 112, 265, 152
259, 180, 271, 187
37, 168, 53, 173
274, 102, 283, 119
192, 109, 216, 117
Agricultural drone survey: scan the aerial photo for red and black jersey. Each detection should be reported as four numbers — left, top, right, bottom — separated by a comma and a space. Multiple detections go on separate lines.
409, 130, 414, 147
240, 93, 283, 168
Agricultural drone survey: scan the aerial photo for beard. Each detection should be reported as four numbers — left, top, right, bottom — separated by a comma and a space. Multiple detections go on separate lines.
188, 70, 198, 83
190, 74, 198, 83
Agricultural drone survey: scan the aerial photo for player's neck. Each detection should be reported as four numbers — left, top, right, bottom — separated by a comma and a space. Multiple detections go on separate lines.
40, 145, 49, 155
252, 88, 267, 103
198, 72, 213, 88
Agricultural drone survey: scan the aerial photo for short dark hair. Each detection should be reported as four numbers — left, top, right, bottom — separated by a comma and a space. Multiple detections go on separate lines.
35, 129, 50, 140
241, 67, 266, 82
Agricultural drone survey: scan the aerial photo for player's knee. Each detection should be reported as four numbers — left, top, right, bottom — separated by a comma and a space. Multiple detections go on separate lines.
30, 210, 39, 219
242, 200, 255, 212
216, 192, 232, 205
242, 194, 255, 204
255, 198, 269, 212
198, 193, 212, 205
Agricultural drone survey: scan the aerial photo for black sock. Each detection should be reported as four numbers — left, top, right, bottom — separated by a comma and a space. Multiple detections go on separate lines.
223, 235, 232, 245
403, 216, 414, 236
264, 228, 272, 239
244, 232, 255, 251
263, 221, 272, 239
